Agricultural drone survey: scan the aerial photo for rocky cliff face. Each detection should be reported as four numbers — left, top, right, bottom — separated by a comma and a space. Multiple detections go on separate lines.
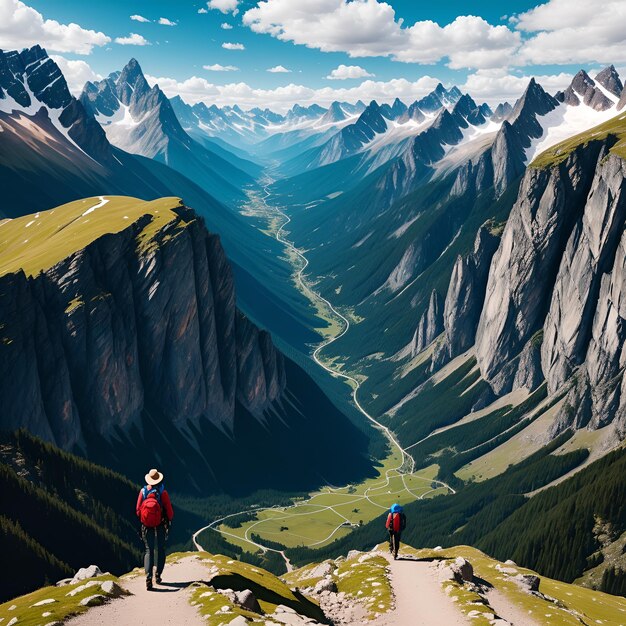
456, 128, 626, 440
0, 45, 112, 164
0, 204, 285, 451
433, 223, 501, 368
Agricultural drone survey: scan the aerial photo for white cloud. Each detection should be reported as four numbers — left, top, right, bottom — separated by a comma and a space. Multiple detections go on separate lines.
198, 8, 208, 14
222, 42, 245, 50
130, 14, 150, 23
115, 33, 150, 46
50, 54, 102, 94
145, 73, 442, 112
221, 22, 233, 29
158, 17, 177, 26
203, 63, 239, 71
514, 0, 626, 65
327, 64, 373, 80
267, 65, 291, 73
207, 0, 240, 15
0, 0, 110, 54
242, 0, 520, 70
462, 69, 573, 105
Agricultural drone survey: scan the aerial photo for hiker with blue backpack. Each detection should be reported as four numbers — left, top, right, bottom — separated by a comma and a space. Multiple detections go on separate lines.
386, 503, 407, 560
136, 468, 174, 590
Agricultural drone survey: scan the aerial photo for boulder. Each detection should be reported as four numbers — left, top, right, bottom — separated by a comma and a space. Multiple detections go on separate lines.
513, 574, 540, 592
234, 589, 261, 613
450, 557, 473, 583
70, 565, 102, 584
79, 594, 107, 607
313, 577, 337, 594
100, 580, 123, 597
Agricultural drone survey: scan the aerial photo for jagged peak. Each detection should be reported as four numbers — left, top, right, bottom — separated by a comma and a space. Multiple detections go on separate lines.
511, 77, 557, 121
453, 93, 478, 115
595, 64, 623, 97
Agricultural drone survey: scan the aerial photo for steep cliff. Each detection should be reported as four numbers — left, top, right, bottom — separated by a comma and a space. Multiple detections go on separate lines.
0, 197, 373, 493
469, 112, 626, 438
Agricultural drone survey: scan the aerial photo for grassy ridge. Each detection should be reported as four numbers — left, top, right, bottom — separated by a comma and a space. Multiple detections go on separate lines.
0, 195, 184, 277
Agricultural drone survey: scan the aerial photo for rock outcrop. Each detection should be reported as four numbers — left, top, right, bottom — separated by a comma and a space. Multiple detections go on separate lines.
433, 223, 500, 367
474, 138, 607, 394
411, 290, 443, 356
0, 204, 285, 450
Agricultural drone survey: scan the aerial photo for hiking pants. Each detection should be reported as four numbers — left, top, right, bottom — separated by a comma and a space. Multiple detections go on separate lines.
142, 524, 166, 580
389, 531, 401, 556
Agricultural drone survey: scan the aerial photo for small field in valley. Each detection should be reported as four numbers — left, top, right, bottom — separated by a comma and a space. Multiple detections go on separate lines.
216, 452, 447, 552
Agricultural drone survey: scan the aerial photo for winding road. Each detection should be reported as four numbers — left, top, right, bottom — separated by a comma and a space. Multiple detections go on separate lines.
193, 181, 455, 569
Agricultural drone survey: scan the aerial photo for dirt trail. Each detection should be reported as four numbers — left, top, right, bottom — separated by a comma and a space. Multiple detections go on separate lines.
372, 552, 470, 625
67, 557, 208, 626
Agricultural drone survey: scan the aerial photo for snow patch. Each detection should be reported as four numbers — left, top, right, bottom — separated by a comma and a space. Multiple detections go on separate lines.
526, 97, 620, 163
82, 196, 109, 216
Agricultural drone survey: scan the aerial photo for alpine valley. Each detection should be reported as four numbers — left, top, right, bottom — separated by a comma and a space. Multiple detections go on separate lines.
2, 26, 626, 626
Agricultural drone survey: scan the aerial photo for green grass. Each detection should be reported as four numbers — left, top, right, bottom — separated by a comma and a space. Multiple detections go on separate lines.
217, 452, 440, 551
187, 552, 326, 623
283, 551, 393, 620
531, 110, 626, 168
0, 195, 185, 277
0, 574, 122, 626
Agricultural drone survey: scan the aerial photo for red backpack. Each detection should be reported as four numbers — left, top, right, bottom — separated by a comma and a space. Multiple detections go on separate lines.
140, 486, 163, 528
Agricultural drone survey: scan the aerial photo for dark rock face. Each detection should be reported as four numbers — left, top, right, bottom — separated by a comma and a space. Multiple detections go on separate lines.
0, 207, 285, 450
561, 70, 614, 111
618, 86, 626, 111
475, 140, 606, 393
0, 46, 112, 164
411, 290, 444, 356
595, 65, 623, 98
492, 102, 512, 122
433, 223, 500, 368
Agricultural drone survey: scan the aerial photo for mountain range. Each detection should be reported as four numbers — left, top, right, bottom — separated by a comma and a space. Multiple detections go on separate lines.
3, 40, 626, 606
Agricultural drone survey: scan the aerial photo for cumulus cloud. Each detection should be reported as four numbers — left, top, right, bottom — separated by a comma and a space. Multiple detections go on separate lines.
222, 42, 245, 50
462, 68, 573, 104
514, 0, 626, 65
158, 17, 177, 26
267, 65, 291, 73
130, 14, 150, 23
204, 63, 239, 71
50, 54, 102, 94
115, 33, 150, 46
327, 64, 374, 80
0, 0, 110, 54
206, 0, 240, 15
242, 0, 520, 69
198, 7, 208, 14
221, 22, 233, 29
145, 73, 442, 112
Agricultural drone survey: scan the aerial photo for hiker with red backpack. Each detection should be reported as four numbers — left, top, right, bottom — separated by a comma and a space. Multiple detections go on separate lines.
136, 468, 174, 590
386, 503, 406, 560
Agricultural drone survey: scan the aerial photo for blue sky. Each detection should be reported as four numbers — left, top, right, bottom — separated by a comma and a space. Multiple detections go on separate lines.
3, 0, 626, 110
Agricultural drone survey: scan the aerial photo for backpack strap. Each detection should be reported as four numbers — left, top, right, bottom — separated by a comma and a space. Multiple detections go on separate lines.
142, 485, 162, 504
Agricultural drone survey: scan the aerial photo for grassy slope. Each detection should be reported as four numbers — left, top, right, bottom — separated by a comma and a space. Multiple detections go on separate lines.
0, 195, 183, 277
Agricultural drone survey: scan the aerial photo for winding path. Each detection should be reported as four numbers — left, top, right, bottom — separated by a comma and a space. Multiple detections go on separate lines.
193, 182, 454, 568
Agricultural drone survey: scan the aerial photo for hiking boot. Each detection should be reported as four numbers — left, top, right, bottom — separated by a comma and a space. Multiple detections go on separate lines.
155, 573, 162, 585
146, 579, 153, 591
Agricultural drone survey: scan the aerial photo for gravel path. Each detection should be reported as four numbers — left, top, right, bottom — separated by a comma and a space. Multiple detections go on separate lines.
372, 553, 470, 625
67, 556, 208, 626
